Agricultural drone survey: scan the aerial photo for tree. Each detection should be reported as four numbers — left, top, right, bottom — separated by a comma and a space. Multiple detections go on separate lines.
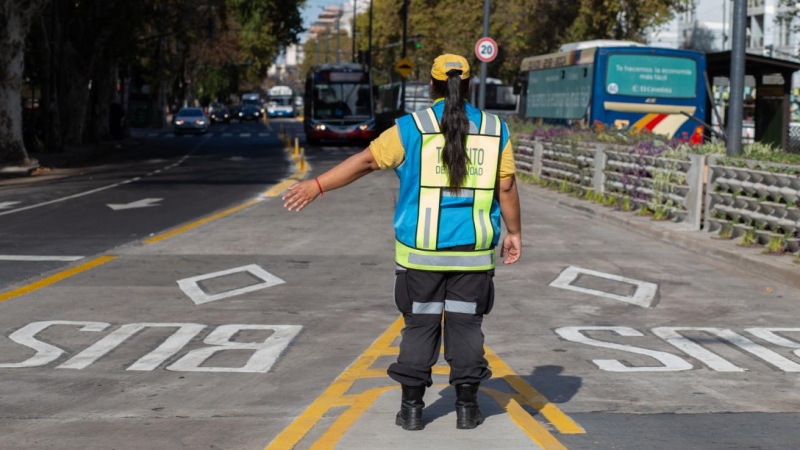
564, 0, 691, 43
0, 0, 50, 165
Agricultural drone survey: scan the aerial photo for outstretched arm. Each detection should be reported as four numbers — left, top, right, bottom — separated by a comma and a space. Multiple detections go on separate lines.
498, 175, 522, 264
283, 148, 380, 211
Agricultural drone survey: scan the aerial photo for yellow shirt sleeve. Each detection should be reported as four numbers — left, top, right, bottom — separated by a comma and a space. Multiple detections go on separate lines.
499, 141, 516, 180
369, 125, 405, 170
369, 123, 515, 178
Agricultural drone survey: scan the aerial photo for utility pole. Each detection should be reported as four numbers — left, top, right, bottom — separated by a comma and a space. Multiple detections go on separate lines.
368, 0, 373, 73
400, 0, 409, 112
336, 14, 341, 64
352, 0, 357, 63
478, 0, 490, 110
727, 0, 746, 156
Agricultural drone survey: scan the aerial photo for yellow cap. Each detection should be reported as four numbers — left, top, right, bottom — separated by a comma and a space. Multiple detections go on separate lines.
431, 54, 470, 81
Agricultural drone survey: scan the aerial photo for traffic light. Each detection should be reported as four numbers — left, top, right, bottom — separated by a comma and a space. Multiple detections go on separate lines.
414, 34, 423, 49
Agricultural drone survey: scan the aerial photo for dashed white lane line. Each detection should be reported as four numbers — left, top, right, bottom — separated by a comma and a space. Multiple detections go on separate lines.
0, 139, 209, 218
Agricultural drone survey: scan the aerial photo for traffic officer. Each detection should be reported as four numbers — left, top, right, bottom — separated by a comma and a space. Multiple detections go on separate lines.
283, 54, 521, 431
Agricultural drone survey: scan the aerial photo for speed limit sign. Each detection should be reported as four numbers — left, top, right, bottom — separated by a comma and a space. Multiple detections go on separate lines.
475, 37, 498, 63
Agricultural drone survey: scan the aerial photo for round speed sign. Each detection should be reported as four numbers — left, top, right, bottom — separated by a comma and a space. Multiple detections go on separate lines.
475, 37, 498, 63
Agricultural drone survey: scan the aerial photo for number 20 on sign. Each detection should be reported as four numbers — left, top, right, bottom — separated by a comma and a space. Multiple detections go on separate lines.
475, 37, 498, 63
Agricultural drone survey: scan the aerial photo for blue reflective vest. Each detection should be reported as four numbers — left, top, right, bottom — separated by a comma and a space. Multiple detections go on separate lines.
393, 101, 509, 271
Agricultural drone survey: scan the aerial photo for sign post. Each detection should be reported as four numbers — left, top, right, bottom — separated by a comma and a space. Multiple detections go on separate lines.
475, 33, 498, 110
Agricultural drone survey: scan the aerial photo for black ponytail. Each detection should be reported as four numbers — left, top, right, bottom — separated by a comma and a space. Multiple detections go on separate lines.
431, 70, 470, 193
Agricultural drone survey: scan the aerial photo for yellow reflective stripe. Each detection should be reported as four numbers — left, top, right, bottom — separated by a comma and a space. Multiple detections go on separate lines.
396, 241, 495, 271
417, 188, 441, 249
473, 190, 495, 250
479, 112, 487, 134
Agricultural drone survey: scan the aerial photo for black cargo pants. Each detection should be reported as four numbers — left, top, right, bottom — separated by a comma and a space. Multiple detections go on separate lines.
387, 267, 494, 387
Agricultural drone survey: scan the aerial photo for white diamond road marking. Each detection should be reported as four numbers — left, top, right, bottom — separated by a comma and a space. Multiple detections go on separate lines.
549, 265, 659, 308
177, 264, 285, 305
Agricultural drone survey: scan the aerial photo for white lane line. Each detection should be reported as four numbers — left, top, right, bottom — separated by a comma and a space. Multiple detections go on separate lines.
0, 255, 84, 262
222, 133, 232, 137
0, 138, 209, 218
259, 133, 269, 137
240, 133, 252, 137
0, 201, 22, 209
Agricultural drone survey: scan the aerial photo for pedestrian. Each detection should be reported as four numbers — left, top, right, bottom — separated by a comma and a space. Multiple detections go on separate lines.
283, 54, 521, 431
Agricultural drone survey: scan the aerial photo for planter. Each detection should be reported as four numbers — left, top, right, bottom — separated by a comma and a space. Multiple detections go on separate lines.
786, 238, 800, 253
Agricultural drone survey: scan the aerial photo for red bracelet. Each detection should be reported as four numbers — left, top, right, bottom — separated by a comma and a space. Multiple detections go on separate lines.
314, 177, 324, 198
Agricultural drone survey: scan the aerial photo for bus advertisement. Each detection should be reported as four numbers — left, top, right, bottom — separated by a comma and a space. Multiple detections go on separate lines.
519, 45, 706, 140
303, 63, 376, 145
267, 86, 295, 118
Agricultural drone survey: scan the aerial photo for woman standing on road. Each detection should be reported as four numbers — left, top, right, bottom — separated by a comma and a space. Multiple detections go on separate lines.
283, 54, 521, 431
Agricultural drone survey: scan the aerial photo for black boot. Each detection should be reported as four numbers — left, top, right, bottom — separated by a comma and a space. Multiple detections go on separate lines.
455, 383, 484, 429
395, 385, 425, 430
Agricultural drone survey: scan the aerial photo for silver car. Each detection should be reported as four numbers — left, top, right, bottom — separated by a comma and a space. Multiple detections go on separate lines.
173, 107, 209, 134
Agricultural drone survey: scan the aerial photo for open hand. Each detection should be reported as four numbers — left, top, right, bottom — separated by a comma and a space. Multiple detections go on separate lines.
500, 234, 521, 264
282, 180, 320, 211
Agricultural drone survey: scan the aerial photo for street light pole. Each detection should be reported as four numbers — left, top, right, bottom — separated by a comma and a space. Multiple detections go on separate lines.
727, 0, 746, 156
352, 0, 357, 63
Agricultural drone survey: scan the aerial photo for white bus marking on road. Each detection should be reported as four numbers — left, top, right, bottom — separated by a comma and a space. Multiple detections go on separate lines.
549, 266, 659, 308
555, 326, 693, 372
177, 264, 285, 305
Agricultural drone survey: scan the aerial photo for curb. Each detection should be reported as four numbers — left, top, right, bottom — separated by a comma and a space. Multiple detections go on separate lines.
523, 183, 800, 291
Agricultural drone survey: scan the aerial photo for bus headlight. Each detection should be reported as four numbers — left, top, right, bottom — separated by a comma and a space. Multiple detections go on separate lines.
358, 120, 375, 131
315, 124, 327, 131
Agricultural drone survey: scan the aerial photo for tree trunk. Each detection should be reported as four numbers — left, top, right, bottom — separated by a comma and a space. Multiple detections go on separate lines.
0, 3, 31, 165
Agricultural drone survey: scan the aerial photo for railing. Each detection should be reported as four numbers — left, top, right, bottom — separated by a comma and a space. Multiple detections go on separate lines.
516, 138, 705, 230
516, 137, 800, 257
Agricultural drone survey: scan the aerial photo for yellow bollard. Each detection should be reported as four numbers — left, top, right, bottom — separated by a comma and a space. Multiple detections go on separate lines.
294, 137, 299, 157
300, 147, 305, 171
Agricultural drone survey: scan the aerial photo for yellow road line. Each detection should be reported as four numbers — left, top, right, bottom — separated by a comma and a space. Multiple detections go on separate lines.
486, 346, 584, 434
266, 316, 580, 449
147, 140, 309, 244
143, 198, 262, 244
484, 388, 569, 450
0, 256, 116, 304
265, 317, 403, 449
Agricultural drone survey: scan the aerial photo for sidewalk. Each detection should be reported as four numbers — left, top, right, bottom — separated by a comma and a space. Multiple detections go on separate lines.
526, 182, 800, 290
0, 139, 138, 185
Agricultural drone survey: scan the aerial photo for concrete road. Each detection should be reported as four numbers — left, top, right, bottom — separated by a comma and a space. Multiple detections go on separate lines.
0, 139, 799, 449
0, 119, 300, 289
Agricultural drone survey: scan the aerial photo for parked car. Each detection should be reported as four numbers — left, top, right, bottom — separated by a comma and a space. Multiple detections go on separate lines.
238, 105, 262, 121
173, 107, 208, 134
210, 108, 231, 124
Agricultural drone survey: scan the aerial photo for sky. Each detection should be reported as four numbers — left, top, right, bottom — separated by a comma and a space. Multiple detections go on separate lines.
300, 0, 354, 42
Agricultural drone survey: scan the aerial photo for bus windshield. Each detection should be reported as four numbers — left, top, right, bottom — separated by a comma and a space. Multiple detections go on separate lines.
313, 83, 372, 119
